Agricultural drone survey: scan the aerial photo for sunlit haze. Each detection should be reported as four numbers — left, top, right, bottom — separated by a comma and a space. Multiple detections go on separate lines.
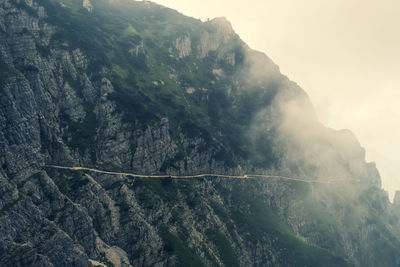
153, 0, 400, 200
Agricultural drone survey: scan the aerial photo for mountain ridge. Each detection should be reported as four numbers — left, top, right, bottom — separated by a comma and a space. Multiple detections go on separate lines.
0, 0, 399, 266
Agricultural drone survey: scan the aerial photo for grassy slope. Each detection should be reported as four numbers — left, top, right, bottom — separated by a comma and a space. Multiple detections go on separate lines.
38, 0, 279, 167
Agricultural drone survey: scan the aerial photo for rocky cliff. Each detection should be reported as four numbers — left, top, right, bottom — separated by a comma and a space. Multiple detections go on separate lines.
0, 0, 400, 266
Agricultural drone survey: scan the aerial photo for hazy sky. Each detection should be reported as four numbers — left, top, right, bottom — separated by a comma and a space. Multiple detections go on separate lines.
154, 0, 400, 199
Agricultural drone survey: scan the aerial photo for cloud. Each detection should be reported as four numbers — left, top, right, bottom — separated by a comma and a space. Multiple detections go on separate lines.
154, 0, 400, 198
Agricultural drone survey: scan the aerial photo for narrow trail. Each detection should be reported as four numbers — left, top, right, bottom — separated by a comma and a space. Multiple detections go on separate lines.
45, 165, 350, 184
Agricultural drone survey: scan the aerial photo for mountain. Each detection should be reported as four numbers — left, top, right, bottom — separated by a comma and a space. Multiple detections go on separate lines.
1, 0, 400, 266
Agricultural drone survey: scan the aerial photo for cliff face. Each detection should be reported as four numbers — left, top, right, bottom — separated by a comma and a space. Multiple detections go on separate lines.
0, 0, 399, 266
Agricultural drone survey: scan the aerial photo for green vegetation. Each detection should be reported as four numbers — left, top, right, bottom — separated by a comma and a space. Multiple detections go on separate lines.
0, 62, 22, 83
37, 0, 281, 169
115, 201, 132, 225
227, 181, 349, 266
15, 1, 400, 266
62, 107, 97, 160
18, 171, 42, 189
159, 225, 205, 267
131, 178, 201, 208
46, 168, 89, 194
59, 74, 98, 160
355, 188, 400, 267
126, 176, 350, 266
205, 229, 239, 267
0, 192, 25, 218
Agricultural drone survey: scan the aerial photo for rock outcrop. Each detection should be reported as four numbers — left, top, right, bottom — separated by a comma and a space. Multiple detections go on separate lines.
0, 0, 399, 266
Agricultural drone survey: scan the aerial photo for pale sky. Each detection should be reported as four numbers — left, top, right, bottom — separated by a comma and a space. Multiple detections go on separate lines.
153, 0, 400, 200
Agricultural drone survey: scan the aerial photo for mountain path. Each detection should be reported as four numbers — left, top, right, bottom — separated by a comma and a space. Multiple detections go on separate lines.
44, 165, 352, 184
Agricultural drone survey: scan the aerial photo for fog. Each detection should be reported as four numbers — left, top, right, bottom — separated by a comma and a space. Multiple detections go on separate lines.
242, 53, 371, 186
154, 0, 400, 200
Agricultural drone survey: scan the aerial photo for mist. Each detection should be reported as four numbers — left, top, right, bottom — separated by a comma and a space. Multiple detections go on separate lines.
154, 0, 400, 200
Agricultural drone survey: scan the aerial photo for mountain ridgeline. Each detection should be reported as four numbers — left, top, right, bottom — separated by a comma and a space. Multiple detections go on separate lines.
0, 0, 400, 266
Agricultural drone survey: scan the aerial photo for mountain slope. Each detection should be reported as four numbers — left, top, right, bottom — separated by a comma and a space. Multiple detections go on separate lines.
0, 0, 400, 266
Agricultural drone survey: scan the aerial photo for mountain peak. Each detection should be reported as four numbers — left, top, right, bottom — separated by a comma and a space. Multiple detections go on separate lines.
206, 16, 234, 34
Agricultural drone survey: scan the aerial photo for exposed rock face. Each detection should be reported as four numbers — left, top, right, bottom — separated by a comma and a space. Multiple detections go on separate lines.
83, 0, 93, 13
129, 41, 144, 57
0, 0, 400, 266
198, 17, 236, 59
174, 34, 191, 58
394, 191, 400, 205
